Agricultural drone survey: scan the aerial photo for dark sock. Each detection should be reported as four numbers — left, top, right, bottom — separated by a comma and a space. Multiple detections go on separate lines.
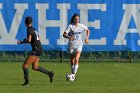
37, 66, 51, 76
23, 68, 29, 84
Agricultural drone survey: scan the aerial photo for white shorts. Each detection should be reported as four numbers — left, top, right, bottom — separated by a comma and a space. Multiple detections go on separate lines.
68, 41, 83, 54
68, 47, 82, 54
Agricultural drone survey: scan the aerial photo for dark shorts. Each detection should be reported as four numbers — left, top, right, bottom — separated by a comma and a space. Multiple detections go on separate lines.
30, 50, 42, 57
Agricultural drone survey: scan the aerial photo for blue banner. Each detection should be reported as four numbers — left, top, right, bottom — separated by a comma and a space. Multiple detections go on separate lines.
0, 0, 140, 51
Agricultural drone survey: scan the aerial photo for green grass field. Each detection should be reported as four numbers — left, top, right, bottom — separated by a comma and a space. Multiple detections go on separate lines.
0, 62, 140, 93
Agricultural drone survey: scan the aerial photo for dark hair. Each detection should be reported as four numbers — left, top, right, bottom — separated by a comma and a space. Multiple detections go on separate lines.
70, 13, 80, 24
25, 16, 32, 24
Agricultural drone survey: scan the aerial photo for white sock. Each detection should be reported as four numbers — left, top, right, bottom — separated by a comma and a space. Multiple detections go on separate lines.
71, 64, 74, 74
74, 64, 78, 74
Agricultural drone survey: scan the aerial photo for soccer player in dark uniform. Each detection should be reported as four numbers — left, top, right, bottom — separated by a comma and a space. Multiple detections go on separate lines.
17, 17, 54, 86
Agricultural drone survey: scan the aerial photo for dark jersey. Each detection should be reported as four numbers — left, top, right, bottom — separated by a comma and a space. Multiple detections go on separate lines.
27, 27, 42, 51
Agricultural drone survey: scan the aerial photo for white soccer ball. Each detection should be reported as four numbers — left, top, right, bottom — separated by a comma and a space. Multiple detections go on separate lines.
66, 73, 75, 81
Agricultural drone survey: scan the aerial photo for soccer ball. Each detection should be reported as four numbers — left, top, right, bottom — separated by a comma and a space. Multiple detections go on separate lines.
66, 73, 75, 81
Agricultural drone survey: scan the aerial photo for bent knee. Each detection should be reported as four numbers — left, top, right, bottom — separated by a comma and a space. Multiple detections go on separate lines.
32, 66, 38, 71
22, 64, 28, 68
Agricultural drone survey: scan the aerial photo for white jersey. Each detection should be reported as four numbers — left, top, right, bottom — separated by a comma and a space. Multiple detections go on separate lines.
65, 23, 88, 53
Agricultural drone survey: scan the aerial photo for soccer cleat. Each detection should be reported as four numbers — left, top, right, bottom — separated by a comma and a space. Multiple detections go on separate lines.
22, 82, 29, 86
49, 71, 54, 83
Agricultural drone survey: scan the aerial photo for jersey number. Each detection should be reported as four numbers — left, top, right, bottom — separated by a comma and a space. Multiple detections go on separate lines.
35, 31, 40, 40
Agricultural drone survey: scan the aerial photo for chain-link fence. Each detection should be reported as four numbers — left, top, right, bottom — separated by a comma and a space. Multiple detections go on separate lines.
0, 51, 139, 63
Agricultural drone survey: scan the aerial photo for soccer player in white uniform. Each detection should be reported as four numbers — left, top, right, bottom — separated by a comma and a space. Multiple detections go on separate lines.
63, 13, 90, 76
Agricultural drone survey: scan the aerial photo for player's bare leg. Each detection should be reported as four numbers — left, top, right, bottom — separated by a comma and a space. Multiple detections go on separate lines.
73, 51, 81, 74
32, 57, 54, 83
70, 54, 75, 74
22, 55, 36, 86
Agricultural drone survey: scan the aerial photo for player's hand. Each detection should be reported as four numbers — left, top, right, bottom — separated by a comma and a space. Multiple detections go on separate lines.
17, 40, 21, 44
85, 39, 89, 44
69, 36, 74, 41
